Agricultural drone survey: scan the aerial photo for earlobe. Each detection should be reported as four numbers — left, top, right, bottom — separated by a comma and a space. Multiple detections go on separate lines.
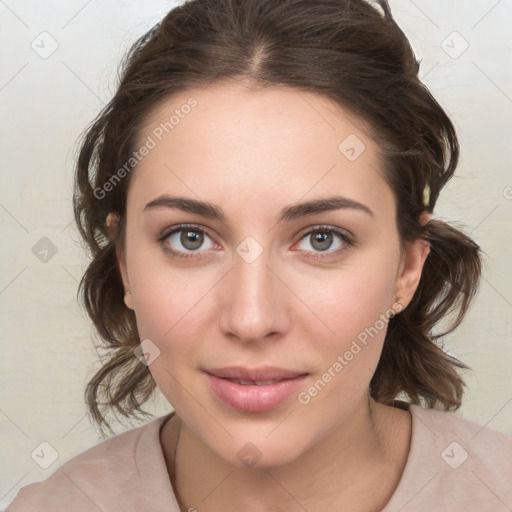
124, 290, 134, 310
394, 212, 432, 310
107, 211, 134, 310
394, 238, 431, 310
117, 248, 134, 311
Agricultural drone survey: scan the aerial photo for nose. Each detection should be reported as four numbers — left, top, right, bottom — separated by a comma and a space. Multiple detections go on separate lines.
217, 247, 291, 344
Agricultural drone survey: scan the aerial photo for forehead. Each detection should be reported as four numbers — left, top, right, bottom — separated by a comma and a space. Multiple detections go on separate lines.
128, 82, 394, 219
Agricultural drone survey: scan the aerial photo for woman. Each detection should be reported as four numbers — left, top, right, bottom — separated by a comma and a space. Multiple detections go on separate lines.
8, 0, 511, 510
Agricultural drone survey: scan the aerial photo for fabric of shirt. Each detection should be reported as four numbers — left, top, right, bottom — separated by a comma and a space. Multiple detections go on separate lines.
6, 402, 512, 511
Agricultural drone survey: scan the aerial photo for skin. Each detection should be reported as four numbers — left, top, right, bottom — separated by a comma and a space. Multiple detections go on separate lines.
111, 81, 430, 511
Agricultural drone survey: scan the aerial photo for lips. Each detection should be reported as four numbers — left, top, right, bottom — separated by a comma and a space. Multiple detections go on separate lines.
204, 366, 309, 412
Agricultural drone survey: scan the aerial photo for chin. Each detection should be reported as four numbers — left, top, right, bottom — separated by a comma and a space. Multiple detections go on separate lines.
213, 429, 311, 470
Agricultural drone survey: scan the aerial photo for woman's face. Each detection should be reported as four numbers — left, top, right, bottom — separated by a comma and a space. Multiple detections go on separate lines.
117, 82, 427, 467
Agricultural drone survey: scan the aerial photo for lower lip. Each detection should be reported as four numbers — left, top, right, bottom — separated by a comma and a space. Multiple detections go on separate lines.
205, 373, 309, 413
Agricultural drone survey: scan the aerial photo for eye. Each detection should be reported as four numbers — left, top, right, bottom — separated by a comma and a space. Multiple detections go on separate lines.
158, 224, 217, 259
157, 224, 353, 261
294, 226, 353, 258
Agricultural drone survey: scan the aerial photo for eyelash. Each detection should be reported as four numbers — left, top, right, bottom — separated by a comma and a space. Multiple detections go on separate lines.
157, 224, 354, 261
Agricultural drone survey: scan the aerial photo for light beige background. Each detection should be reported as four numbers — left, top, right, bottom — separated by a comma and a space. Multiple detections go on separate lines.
1, 0, 511, 507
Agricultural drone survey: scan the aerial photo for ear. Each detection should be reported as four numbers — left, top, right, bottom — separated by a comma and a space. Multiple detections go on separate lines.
106, 212, 134, 310
117, 246, 134, 310
394, 213, 431, 310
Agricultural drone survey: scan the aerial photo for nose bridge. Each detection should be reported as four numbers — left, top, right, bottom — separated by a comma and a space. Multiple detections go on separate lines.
218, 242, 288, 341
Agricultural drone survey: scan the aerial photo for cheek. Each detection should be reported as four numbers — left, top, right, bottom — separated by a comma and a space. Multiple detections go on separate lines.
127, 249, 220, 387
296, 253, 398, 343
293, 252, 399, 393
128, 239, 210, 335
127, 257, 213, 406
331, 274, 395, 346
294, 284, 395, 425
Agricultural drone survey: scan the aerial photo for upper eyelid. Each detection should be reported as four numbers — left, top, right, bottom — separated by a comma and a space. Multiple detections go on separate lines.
161, 223, 216, 241
296, 224, 353, 240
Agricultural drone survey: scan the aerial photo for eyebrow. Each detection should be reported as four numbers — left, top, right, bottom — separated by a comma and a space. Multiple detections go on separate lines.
143, 194, 374, 221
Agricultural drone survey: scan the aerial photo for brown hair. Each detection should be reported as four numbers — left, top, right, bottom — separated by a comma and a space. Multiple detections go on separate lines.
73, 0, 482, 434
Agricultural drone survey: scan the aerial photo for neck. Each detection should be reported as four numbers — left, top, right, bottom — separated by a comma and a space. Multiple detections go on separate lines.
163, 395, 410, 512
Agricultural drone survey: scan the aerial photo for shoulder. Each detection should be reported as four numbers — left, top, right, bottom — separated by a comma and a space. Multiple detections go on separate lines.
411, 403, 511, 445
6, 414, 178, 512
384, 403, 512, 512
410, 403, 512, 471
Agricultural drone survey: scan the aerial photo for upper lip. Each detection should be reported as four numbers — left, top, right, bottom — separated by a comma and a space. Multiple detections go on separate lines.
204, 366, 308, 381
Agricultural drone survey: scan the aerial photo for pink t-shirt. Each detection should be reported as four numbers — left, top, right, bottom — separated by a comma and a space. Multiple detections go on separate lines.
6, 403, 512, 511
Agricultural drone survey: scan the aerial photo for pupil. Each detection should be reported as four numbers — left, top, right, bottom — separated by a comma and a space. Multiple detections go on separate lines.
181, 230, 203, 250
312, 231, 332, 251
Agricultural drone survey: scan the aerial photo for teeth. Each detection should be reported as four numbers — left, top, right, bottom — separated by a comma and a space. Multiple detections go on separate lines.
255, 379, 277, 386
236, 379, 279, 386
